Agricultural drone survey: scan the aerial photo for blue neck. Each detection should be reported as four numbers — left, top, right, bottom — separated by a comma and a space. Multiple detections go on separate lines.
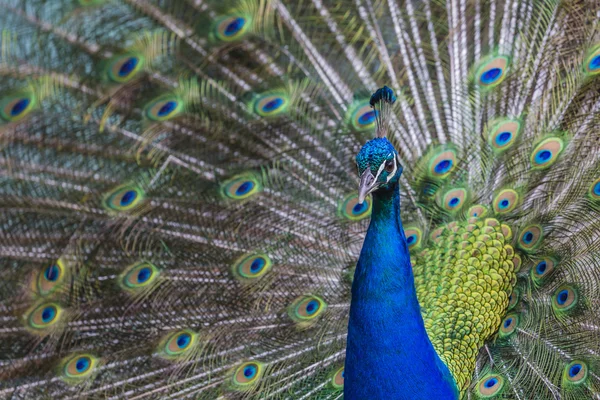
344, 185, 458, 400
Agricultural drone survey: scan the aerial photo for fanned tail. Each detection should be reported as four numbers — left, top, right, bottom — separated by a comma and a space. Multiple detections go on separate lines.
1, 0, 600, 399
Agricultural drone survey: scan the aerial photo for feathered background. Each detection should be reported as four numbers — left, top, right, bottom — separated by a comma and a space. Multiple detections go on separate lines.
1, 0, 600, 399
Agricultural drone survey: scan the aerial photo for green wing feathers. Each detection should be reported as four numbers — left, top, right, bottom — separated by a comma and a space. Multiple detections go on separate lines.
1, 0, 600, 399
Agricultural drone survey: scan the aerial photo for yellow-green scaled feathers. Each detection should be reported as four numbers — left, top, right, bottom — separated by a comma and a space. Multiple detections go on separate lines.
413, 217, 517, 392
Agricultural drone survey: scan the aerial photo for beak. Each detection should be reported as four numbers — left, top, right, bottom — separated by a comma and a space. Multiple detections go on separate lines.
358, 168, 380, 204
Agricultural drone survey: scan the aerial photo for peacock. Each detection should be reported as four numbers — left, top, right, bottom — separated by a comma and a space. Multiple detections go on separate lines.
1, 0, 600, 399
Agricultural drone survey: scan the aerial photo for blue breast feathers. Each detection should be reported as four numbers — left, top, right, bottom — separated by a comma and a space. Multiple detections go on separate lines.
344, 187, 458, 399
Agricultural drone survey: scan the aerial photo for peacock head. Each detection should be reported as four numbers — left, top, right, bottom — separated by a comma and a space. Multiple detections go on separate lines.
356, 138, 403, 203
355, 86, 402, 203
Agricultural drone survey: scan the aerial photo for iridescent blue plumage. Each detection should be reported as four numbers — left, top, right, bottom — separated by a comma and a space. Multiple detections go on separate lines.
345, 132, 458, 399
369, 85, 396, 106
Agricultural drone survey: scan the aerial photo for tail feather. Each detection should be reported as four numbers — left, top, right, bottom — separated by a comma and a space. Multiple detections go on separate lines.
1, 0, 600, 398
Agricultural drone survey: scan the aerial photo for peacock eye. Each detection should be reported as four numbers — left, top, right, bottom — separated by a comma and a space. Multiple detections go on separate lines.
384, 160, 394, 173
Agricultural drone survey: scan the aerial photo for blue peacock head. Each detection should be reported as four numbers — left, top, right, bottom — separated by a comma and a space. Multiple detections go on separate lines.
355, 86, 403, 203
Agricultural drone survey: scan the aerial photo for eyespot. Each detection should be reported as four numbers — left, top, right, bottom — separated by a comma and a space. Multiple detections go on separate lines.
214, 15, 251, 42
330, 366, 344, 389
552, 285, 578, 312
339, 193, 372, 221
531, 257, 556, 283
27, 303, 63, 330
530, 137, 565, 170
103, 184, 145, 212
120, 262, 160, 290
589, 177, 600, 200
37, 259, 67, 296
467, 204, 488, 219
517, 225, 543, 252
427, 149, 457, 178
107, 54, 144, 83
289, 295, 326, 323
404, 227, 423, 250
252, 93, 289, 117
347, 102, 378, 131
587, 55, 600, 73
584, 44, 600, 76
232, 361, 264, 388
145, 95, 183, 121
493, 189, 519, 214
475, 55, 510, 89
476, 374, 504, 397
62, 354, 98, 380
507, 289, 520, 310
564, 361, 588, 384
232, 253, 272, 281
440, 188, 468, 212
499, 313, 519, 338
160, 329, 198, 358
486, 118, 521, 152
221, 174, 262, 200
0, 92, 36, 122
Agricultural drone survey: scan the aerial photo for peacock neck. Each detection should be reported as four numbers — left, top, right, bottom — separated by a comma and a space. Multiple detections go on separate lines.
344, 184, 459, 400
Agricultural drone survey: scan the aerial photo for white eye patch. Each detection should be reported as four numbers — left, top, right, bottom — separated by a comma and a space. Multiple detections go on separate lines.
373, 153, 398, 183
372, 153, 391, 182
